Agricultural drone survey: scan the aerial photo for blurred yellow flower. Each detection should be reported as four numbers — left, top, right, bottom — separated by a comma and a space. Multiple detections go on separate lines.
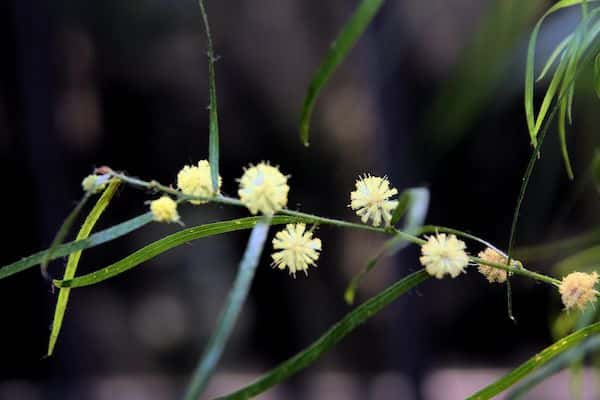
559, 271, 599, 311
150, 196, 180, 223
177, 160, 220, 204
420, 233, 469, 279
349, 175, 398, 227
477, 247, 516, 284
81, 174, 107, 194
238, 162, 289, 215
271, 224, 322, 277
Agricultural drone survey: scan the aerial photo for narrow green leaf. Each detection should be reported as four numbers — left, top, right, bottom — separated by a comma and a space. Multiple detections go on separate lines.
55, 216, 302, 288
506, 335, 600, 399
390, 191, 411, 226
48, 179, 121, 356
0, 213, 153, 281
299, 0, 384, 146
558, 98, 575, 179
40, 193, 90, 279
467, 321, 600, 399
344, 188, 429, 304
183, 220, 271, 399
217, 270, 429, 400
198, 0, 220, 191
524, 0, 600, 145
536, 34, 573, 82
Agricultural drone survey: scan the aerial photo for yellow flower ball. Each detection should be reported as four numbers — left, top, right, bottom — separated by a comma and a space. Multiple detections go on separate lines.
420, 233, 469, 279
349, 174, 399, 227
559, 271, 599, 311
177, 160, 221, 204
238, 162, 289, 215
150, 196, 180, 223
477, 247, 519, 284
271, 224, 322, 277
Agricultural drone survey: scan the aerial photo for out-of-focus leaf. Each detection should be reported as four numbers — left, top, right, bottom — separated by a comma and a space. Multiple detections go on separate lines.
48, 179, 121, 356
55, 216, 302, 288
554, 245, 600, 276
183, 221, 270, 399
344, 187, 429, 304
594, 52, 600, 97
299, 0, 384, 146
537, 34, 573, 82
217, 270, 430, 400
428, 0, 543, 152
467, 321, 600, 399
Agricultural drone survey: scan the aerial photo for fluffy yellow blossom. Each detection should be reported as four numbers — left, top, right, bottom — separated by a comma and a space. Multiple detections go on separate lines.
559, 271, 599, 311
420, 233, 469, 279
271, 224, 322, 277
150, 196, 180, 223
477, 247, 521, 284
177, 160, 221, 204
349, 175, 399, 227
81, 174, 107, 193
238, 162, 289, 215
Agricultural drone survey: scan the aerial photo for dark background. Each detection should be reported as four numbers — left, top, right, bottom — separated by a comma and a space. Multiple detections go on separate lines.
1, 0, 599, 399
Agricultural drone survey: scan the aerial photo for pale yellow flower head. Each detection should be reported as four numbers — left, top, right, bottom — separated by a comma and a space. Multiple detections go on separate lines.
559, 271, 599, 311
349, 175, 399, 227
238, 162, 289, 215
150, 196, 180, 223
177, 160, 221, 204
477, 247, 520, 284
271, 223, 322, 277
82, 174, 108, 194
420, 233, 469, 279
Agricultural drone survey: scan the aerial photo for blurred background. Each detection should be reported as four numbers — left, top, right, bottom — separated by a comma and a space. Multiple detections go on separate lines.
1, 0, 600, 399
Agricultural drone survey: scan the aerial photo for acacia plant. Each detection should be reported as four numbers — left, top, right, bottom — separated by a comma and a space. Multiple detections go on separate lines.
3, 0, 600, 399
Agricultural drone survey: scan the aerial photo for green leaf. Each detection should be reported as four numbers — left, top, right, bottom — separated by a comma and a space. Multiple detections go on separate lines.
344, 188, 429, 304
216, 270, 429, 399
505, 335, 600, 399
558, 97, 575, 179
55, 216, 302, 288
183, 220, 271, 399
536, 34, 573, 82
48, 179, 121, 356
390, 191, 411, 226
299, 0, 384, 146
198, 0, 220, 191
524, 0, 600, 146
0, 212, 153, 281
467, 321, 600, 399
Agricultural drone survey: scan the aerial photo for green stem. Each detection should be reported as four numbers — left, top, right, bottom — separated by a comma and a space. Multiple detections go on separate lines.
108, 169, 561, 288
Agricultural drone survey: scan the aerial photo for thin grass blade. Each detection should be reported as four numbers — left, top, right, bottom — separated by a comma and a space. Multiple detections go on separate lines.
47, 179, 121, 356
467, 321, 600, 399
299, 0, 384, 146
216, 269, 429, 399
183, 220, 270, 400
